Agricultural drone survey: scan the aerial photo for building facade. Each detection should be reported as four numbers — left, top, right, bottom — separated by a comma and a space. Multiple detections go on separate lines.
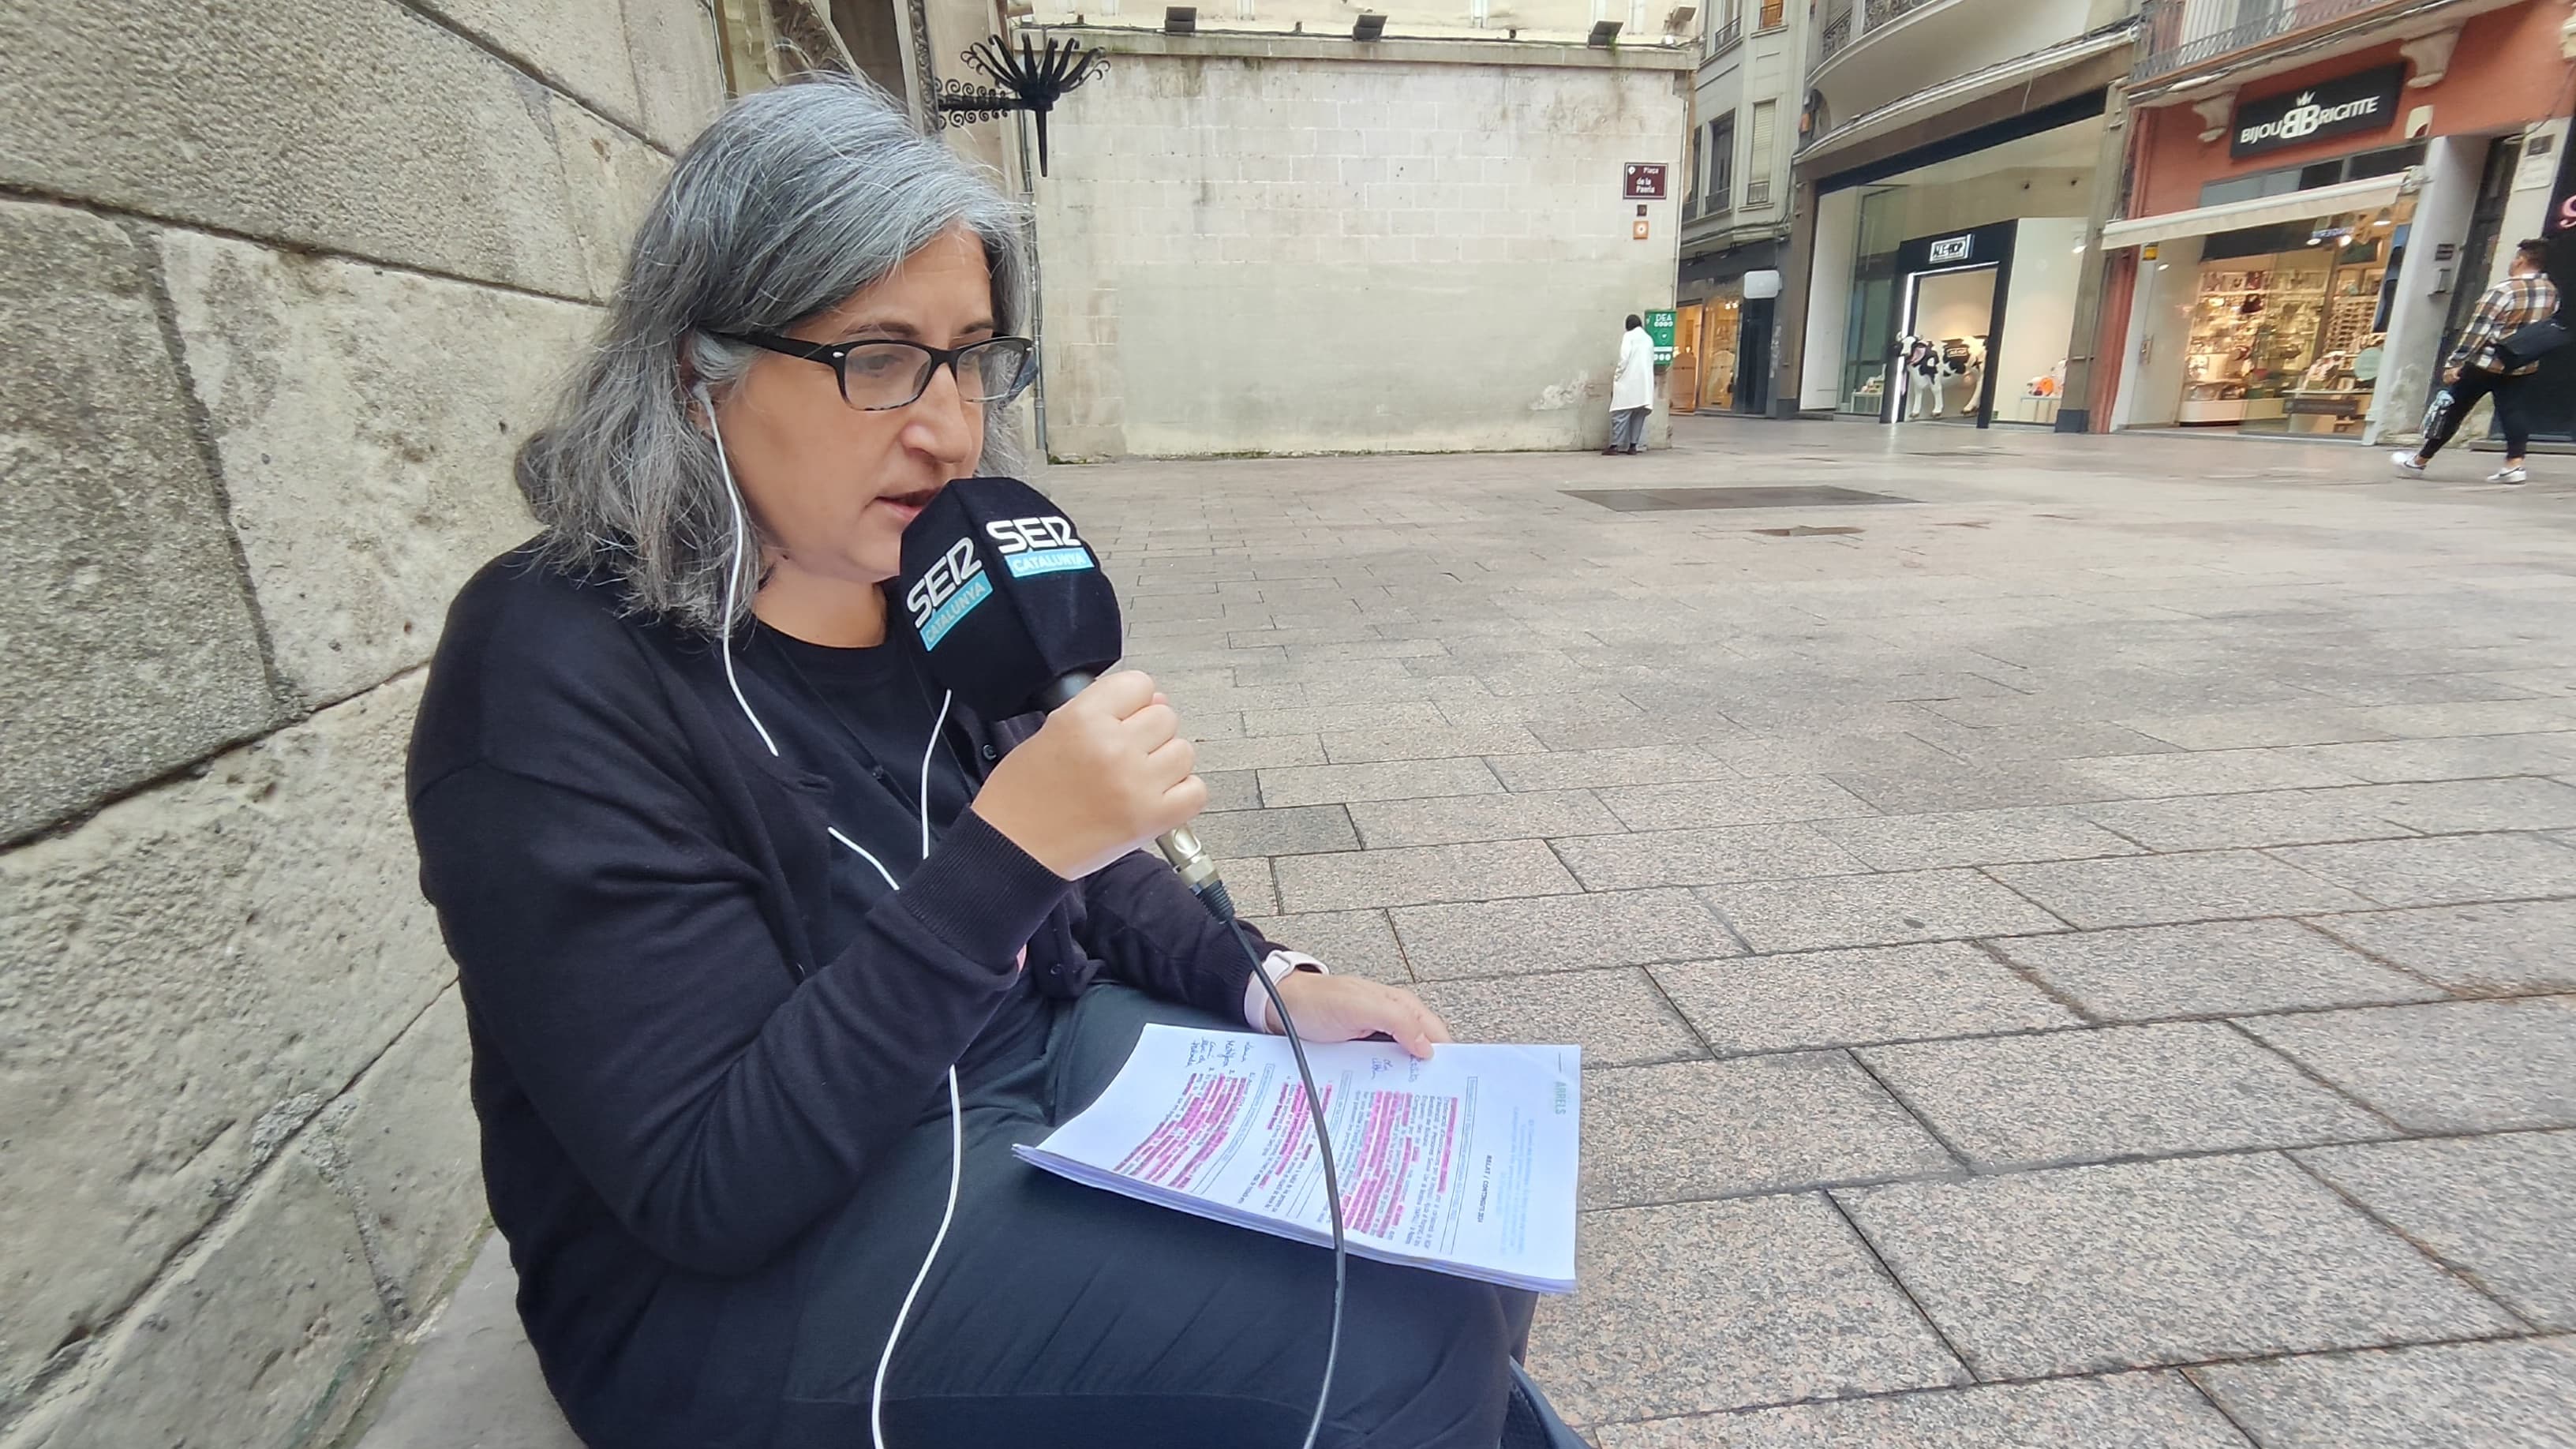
2095, 0, 2576, 448
1019, 2, 1698, 458
0, 2, 1013, 1446
1770, 0, 2141, 430
1673, 0, 1807, 415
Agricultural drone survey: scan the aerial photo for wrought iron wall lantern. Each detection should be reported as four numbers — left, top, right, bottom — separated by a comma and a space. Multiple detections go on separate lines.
931, 34, 1110, 176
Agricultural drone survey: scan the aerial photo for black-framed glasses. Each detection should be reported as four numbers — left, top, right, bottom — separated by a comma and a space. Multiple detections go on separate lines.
715, 331, 1037, 411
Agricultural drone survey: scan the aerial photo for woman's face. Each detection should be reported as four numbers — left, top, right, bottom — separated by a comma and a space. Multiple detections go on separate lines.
711, 227, 995, 586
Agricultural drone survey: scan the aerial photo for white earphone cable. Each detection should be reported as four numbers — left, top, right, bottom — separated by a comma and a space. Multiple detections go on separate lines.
702, 386, 960, 1449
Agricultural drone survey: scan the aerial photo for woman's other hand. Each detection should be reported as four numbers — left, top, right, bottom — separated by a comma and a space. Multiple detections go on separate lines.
971, 671, 1205, 879
1265, 973, 1454, 1060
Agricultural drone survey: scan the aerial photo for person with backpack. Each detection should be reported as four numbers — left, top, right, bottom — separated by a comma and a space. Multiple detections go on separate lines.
2394, 238, 2563, 485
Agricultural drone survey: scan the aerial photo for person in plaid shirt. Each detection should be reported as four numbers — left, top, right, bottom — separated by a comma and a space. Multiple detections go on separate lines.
2395, 238, 2560, 484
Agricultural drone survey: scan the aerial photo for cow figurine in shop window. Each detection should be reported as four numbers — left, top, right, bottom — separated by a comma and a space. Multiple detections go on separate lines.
1896, 334, 1986, 420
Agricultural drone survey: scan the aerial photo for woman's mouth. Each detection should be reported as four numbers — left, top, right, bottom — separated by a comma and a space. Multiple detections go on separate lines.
875, 486, 940, 524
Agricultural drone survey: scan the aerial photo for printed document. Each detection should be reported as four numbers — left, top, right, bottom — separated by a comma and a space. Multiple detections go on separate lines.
1016, 1026, 1581, 1293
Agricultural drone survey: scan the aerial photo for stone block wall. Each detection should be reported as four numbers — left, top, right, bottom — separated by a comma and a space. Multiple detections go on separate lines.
1030, 32, 1690, 459
0, 2, 724, 1443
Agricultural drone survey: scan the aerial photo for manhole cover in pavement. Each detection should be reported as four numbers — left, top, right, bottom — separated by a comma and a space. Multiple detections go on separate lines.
1563, 485, 1918, 512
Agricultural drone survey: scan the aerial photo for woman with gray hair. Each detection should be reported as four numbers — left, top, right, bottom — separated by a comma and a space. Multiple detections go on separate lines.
406, 75, 1530, 1449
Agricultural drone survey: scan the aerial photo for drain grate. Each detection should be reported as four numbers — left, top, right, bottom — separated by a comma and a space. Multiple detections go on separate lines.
1564, 485, 1919, 512
1751, 525, 1864, 537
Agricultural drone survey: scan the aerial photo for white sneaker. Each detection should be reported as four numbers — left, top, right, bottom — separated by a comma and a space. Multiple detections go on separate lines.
2391, 451, 2426, 476
2488, 465, 2529, 485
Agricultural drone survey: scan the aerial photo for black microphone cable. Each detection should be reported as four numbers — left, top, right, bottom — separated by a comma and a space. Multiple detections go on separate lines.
1192, 878, 1346, 1449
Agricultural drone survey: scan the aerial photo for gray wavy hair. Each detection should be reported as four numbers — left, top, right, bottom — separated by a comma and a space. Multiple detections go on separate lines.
515, 74, 1031, 635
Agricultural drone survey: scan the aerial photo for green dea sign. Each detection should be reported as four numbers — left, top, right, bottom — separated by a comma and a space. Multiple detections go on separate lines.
1645, 309, 1677, 365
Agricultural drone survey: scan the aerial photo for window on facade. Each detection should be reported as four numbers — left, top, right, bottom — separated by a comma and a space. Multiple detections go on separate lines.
1758, 0, 1785, 27
1744, 100, 1777, 206
2196, 142, 2432, 208
1708, 111, 1736, 212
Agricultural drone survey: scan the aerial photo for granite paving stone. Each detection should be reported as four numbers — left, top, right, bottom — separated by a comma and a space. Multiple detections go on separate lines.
1410, 968, 1707, 1067
1318, 721, 1549, 765
2332, 776, 2576, 833
1192, 732, 1327, 772
1553, 824, 1872, 892
2065, 750, 2368, 799
1487, 745, 1739, 792
1824, 761, 2117, 814
1651, 943, 2077, 1056
1702, 869, 2070, 953
2271, 833, 2576, 908
1191, 803, 1358, 859
2123, 706, 2392, 751
1990, 850, 2374, 928
2297, 1131, 2576, 1329
1598, 1372, 2254, 1449
1255, 756, 1503, 807
1271, 839, 1576, 912
1990, 920, 2442, 1020
1348, 790, 1623, 848
2356, 698, 2576, 738
2077, 790, 2417, 852
1391, 889, 1739, 979
1526, 1195, 1968, 1426
1837, 1155, 2521, 1379
1580, 1055, 1956, 1208
2308, 899, 2576, 994
2190, 1339, 2576, 1449
2242, 998, 2576, 1133
1200, 769, 1262, 813
2290, 732, 2576, 784
1595, 777, 1880, 830
1237, 702, 1450, 737
1249, 908, 1409, 981
1708, 732, 1971, 780
1859, 1022, 2394, 1170
1811, 806, 2143, 871
1908, 720, 2192, 762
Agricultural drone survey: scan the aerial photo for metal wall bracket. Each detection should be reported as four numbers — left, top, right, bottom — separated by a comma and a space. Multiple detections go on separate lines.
930, 34, 1110, 175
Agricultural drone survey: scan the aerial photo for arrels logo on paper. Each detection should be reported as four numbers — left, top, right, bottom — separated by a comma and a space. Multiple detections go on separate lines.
2240, 90, 2382, 148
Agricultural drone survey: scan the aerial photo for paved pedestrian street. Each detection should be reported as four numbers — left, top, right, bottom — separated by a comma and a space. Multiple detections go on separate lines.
1053, 417, 2576, 1447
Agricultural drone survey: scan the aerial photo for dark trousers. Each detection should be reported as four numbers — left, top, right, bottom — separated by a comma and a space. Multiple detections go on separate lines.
773, 985, 1537, 1449
2421, 366, 2533, 460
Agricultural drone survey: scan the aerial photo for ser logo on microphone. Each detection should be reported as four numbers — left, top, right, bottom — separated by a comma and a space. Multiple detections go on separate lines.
906, 535, 991, 650
987, 515, 1096, 579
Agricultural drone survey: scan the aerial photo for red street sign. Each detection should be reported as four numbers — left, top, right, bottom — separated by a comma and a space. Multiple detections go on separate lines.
1623, 163, 1668, 200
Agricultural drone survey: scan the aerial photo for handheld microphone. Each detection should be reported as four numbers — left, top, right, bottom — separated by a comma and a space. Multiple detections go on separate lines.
893, 477, 1234, 915
895, 476, 1345, 1449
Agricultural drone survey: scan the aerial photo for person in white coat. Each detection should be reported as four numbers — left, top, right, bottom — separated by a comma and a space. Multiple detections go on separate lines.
1606, 314, 1656, 455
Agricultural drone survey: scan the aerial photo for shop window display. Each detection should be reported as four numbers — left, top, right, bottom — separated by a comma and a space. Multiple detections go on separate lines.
2179, 207, 2406, 436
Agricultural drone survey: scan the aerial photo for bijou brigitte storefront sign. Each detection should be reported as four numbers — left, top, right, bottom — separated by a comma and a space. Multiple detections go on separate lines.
2230, 63, 2406, 159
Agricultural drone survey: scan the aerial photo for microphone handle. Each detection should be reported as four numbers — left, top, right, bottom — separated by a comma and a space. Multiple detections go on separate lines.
1034, 672, 1230, 912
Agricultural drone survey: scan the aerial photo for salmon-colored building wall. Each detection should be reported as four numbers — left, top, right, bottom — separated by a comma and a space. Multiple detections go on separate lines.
2131, 1, 2574, 219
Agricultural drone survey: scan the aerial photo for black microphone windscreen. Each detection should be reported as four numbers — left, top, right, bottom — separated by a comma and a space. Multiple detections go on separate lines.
896, 477, 1123, 718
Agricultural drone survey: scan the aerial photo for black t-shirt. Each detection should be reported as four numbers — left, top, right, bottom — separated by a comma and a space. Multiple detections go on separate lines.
745, 624, 1053, 1082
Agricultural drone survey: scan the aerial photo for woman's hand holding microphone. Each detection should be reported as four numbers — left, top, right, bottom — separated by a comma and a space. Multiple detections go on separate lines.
970, 672, 1454, 1057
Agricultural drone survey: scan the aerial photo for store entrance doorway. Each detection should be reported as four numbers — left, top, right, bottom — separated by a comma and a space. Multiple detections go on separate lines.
1896, 264, 1999, 425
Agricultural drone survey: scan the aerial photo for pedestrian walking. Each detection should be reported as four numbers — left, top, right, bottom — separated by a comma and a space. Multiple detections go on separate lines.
1605, 313, 1655, 455
2394, 238, 2563, 485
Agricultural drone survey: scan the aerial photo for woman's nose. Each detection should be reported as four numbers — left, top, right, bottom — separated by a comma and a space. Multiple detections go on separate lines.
900, 361, 983, 463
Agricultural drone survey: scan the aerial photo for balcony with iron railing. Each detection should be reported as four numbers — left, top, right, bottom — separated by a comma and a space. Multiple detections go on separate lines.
1809, 0, 2110, 129
1709, 16, 1743, 54
2134, 0, 2409, 81
1818, 2, 1854, 65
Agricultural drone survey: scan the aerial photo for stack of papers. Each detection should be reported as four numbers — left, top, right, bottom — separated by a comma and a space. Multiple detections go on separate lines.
1017, 1025, 1582, 1294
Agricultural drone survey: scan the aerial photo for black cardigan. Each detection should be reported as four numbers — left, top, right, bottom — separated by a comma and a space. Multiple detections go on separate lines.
406, 546, 1278, 1445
